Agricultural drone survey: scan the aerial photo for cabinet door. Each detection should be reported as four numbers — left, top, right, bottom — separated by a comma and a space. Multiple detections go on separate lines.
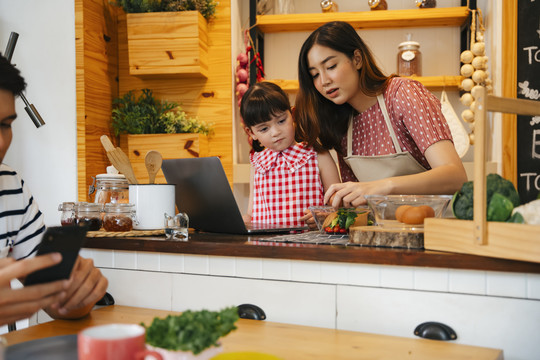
337, 285, 540, 360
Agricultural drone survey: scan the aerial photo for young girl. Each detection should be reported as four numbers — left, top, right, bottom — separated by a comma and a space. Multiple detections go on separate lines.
295, 21, 467, 208
240, 82, 340, 227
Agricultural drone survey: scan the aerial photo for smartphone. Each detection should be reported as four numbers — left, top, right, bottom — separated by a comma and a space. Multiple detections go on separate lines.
24, 226, 88, 286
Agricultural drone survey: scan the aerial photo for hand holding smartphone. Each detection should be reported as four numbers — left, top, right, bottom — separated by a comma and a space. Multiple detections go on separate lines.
24, 226, 87, 286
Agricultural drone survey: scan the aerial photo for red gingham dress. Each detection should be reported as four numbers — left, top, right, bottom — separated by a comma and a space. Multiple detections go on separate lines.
338, 77, 453, 182
250, 143, 324, 226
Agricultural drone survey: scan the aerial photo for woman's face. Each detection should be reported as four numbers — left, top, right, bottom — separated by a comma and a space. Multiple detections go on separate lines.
306, 44, 361, 106
248, 110, 295, 152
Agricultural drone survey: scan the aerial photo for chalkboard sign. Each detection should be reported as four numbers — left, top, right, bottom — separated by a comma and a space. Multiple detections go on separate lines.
516, 0, 540, 203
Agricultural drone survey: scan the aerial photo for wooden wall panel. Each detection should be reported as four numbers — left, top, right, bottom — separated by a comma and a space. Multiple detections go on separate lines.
76, 0, 119, 201
117, 2, 233, 181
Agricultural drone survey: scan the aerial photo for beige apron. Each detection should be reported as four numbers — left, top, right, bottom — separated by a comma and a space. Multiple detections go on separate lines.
344, 94, 427, 182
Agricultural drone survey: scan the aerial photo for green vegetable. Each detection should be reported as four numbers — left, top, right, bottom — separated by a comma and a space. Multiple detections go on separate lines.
142, 307, 239, 354
452, 173, 521, 222
507, 212, 525, 223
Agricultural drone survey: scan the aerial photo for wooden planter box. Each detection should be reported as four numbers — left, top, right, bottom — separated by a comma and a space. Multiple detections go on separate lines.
126, 11, 208, 77
119, 133, 209, 184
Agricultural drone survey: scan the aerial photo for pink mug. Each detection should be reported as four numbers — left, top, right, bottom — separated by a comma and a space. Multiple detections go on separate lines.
78, 323, 162, 360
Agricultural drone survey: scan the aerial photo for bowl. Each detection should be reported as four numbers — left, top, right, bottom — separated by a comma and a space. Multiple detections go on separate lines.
309, 206, 370, 234
364, 195, 452, 230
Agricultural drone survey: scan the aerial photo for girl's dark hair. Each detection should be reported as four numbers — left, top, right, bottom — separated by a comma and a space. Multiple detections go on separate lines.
295, 21, 395, 152
240, 81, 292, 152
0, 54, 27, 95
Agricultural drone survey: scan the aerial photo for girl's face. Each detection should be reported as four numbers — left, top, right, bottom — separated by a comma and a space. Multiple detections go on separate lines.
248, 110, 295, 152
306, 44, 361, 106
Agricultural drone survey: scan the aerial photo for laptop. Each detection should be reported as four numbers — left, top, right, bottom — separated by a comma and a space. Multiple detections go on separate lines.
161, 157, 308, 234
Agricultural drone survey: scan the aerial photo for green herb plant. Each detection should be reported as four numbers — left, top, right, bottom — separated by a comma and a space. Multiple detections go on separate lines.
111, 89, 213, 136
113, 0, 218, 21
142, 307, 239, 355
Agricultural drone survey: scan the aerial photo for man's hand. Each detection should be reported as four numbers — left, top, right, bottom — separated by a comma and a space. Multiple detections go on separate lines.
0, 254, 69, 326
45, 256, 108, 319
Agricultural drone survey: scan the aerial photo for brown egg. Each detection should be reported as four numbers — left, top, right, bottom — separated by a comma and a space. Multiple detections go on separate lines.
419, 205, 435, 218
395, 205, 412, 222
401, 206, 427, 225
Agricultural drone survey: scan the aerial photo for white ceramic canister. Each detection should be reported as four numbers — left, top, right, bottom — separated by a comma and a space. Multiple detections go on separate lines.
129, 184, 175, 230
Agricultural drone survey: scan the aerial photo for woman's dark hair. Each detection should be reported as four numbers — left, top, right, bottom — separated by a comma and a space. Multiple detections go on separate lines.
295, 21, 394, 152
0, 54, 26, 95
240, 81, 292, 152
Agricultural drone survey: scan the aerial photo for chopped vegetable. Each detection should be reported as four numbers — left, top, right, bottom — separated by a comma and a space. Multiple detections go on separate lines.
511, 199, 540, 225
142, 307, 239, 354
452, 173, 520, 222
324, 208, 368, 234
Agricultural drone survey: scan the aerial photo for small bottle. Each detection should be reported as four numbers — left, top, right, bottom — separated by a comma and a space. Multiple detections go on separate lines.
76, 202, 103, 231
320, 0, 338, 13
58, 202, 76, 226
397, 34, 422, 76
103, 203, 136, 232
415, 0, 436, 8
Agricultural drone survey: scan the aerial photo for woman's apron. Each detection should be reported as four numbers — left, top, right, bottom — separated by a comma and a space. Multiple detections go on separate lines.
344, 94, 427, 182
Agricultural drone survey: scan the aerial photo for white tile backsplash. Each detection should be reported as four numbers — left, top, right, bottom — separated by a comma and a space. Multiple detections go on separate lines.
291, 260, 321, 283
527, 274, 540, 300
184, 255, 209, 274
449, 269, 487, 295
137, 252, 160, 271
209, 256, 236, 276
380, 266, 414, 289
347, 263, 381, 287
414, 268, 449, 292
114, 250, 137, 270
262, 258, 291, 280
320, 262, 348, 284
91, 249, 114, 268
487, 271, 528, 298
160, 253, 185, 273
235, 257, 263, 279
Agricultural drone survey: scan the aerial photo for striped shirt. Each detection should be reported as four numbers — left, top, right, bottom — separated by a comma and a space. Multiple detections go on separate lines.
338, 77, 453, 182
250, 143, 324, 226
0, 164, 45, 260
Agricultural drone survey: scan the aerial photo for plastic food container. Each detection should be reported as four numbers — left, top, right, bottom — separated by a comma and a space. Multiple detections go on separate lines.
364, 195, 452, 230
103, 203, 136, 232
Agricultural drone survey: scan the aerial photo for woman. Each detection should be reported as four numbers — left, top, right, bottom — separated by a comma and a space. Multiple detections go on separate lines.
295, 21, 467, 208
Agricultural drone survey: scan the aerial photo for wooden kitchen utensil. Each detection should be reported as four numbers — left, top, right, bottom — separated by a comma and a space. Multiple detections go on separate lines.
100, 135, 139, 184
144, 150, 162, 184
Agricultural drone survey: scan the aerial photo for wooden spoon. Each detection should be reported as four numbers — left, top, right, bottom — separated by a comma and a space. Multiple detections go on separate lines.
145, 150, 163, 184
100, 135, 139, 184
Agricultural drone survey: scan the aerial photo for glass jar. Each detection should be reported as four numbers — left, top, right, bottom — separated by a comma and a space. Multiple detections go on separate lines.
415, 0, 436, 8
320, 0, 338, 12
76, 202, 103, 231
58, 202, 76, 226
397, 40, 422, 76
90, 174, 129, 204
103, 203, 137, 232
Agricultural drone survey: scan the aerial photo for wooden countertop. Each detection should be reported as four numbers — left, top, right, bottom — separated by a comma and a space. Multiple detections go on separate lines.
2, 305, 503, 360
83, 231, 540, 274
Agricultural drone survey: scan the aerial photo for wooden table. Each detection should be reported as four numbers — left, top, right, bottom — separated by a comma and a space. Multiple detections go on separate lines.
3, 305, 503, 360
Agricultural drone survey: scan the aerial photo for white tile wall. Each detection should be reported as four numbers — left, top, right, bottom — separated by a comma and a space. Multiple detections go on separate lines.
346, 263, 380, 287
160, 253, 185, 273
137, 252, 160, 271
235, 257, 263, 279
526, 273, 540, 300
449, 268, 487, 295
290, 260, 321, 283
208, 256, 236, 276
114, 250, 137, 270
262, 258, 291, 280
184, 255, 209, 274
414, 267, 449, 292
380, 265, 414, 289
486, 271, 528, 298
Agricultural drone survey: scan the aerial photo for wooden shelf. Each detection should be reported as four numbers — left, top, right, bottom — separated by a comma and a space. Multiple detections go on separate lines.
268, 76, 464, 93
256, 7, 469, 33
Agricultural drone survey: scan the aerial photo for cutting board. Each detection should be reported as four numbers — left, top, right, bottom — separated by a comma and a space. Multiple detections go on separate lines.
349, 226, 424, 249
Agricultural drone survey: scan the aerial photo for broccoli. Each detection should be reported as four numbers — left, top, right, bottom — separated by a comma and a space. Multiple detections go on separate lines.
452, 173, 520, 222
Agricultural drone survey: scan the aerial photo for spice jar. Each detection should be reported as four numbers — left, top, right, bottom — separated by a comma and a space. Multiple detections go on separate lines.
90, 173, 129, 204
58, 202, 76, 226
103, 203, 137, 232
397, 38, 422, 76
76, 202, 103, 231
320, 0, 338, 12
415, 0, 436, 8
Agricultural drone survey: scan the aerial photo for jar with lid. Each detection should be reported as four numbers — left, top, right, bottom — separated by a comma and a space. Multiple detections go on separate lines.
58, 202, 76, 226
75, 202, 103, 231
90, 173, 129, 204
103, 203, 137, 232
397, 38, 422, 76
320, 0, 338, 12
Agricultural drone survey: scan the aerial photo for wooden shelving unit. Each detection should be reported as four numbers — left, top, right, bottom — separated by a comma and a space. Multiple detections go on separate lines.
256, 6, 469, 33
269, 75, 464, 92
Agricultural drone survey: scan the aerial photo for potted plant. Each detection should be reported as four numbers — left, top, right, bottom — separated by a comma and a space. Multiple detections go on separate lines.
114, 0, 218, 77
142, 306, 239, 359
112, 88, 213, 183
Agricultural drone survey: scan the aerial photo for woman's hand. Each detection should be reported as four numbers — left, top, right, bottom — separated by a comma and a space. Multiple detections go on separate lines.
0, 254, 69, 327
45, 256, 108, 319
324, 180, 393, 208
299, 209, 318, 230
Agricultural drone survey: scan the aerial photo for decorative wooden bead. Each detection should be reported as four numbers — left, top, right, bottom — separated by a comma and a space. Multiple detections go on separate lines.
471, 85, 484, 98
476, 32, 484, 42
460, 50, 474, 64
461, 78, 474, 92
472, 56, 487, 70
460, 64, 474, 77
468, 122, 475, 132
472, 70, 487, 84
468, 132, 475, 145
462, 109, 475, 123
460, 93, 474, 106
471, 42, 485, 56
469, 101, 476, 112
